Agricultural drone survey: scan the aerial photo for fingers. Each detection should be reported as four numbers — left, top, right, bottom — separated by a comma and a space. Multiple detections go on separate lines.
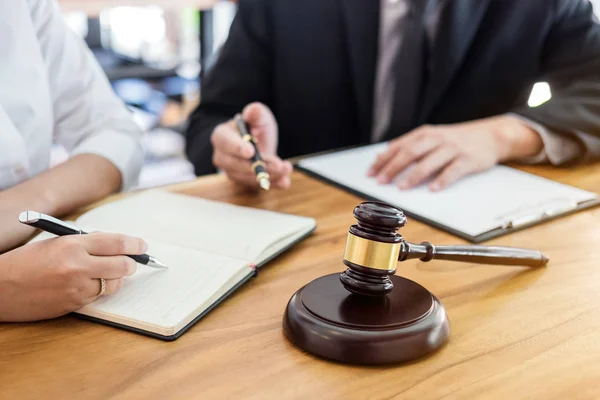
219, 151, 293, 189
262, 155, 293, 181
430, 159, 474, 191
368, 126, 430, 177
214, 151, 291, 177
375, 139, 440, 184
227, 159, 293, 189
211, 122, 255, 159
397, 147, 458, 189
88, 255, 137, 279
78, 233, 147, 257
101, 279, 124, 296
214, 151, 258, 177
370, 137, 441, 184
243, 102, 278, 132
82, 278, 124, 300
273, 174, 292, 189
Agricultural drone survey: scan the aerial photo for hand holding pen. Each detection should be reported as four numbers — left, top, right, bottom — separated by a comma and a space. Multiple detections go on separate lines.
210, 103, 293, 190
19, 211, 168, 269
1, 219, 151, 321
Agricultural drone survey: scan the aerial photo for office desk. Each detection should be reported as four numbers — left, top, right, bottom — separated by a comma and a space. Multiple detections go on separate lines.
3, 166, 600, 399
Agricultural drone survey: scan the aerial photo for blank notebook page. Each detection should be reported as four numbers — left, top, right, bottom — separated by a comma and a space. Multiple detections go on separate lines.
299, 143, 597, 237
76, 190, 316, 261
77, 240, 250, 334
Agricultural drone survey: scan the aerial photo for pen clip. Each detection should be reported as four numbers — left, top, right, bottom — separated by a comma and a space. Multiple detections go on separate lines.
19, 211, 83, 234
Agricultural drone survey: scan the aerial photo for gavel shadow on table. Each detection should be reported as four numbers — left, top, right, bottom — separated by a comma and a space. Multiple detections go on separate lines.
283, 202, 549, 365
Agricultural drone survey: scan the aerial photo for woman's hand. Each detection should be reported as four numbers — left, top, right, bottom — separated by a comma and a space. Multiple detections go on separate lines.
0, 232, 147, 322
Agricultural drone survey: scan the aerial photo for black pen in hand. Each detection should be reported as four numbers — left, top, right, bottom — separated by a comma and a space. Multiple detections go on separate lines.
19, 211, 168, 269
234, 113, 271, 191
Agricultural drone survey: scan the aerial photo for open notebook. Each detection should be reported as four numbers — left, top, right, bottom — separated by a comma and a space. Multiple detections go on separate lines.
298, 143, 599, 242
31, 190, 316, 340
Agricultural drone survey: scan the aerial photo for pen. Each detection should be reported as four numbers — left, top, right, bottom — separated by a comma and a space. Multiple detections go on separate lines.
18, 211, 168, 269
234, 113, 271, 191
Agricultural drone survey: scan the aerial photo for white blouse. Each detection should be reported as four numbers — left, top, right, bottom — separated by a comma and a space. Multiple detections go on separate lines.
0, 0, 143, 191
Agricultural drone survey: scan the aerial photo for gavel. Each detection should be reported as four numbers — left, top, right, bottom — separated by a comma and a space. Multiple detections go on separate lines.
283, 201, 549, 365
340, 202, 549, 296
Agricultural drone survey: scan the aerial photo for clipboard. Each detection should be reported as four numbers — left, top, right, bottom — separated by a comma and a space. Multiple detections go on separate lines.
296, 143, 600, 243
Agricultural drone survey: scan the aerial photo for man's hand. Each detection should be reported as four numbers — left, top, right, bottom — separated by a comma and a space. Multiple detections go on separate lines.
0, 233, 147, 322
369, 115, 544, 191
211, 102, 293, 189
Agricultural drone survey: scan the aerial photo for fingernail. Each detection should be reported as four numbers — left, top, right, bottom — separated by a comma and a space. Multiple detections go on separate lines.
398, 181, 409, 190
367, 168, 376, 177
377, 175, 388, 184
430, 182, 441, 191
141, 240, 148, 252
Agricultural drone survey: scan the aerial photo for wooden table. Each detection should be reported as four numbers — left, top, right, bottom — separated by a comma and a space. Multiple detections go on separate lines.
3, 165, 600, 399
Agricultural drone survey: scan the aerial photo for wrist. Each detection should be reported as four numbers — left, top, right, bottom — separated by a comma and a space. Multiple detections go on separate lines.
1, 181, 58, 215
492, 115, 544, 162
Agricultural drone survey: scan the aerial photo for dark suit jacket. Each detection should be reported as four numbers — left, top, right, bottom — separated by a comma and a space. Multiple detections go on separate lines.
186, 0, 600, 176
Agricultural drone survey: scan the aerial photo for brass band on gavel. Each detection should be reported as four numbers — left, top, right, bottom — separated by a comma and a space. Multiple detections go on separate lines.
343, 232, 401, 272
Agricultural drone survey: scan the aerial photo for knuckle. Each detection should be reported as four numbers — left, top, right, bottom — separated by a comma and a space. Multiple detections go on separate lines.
115, 235, 128, 254
64, 281, 88, 308
65, 285, 83, 304
57, 261, 82, 280
123, 257, 137, 276
404, 148, 417, 159
118, 257, 130, 275
57, 237, 82, 254
210, 124, 225, 144
213, 152, 228, 169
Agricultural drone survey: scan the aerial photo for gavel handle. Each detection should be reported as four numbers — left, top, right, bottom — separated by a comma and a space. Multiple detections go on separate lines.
399, 241, 549, 267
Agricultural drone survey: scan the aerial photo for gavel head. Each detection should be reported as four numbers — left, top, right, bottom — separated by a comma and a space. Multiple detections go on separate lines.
340, 202, 407, 296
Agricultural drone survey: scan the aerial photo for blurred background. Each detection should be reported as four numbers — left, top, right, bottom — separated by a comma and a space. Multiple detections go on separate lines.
53, 0, 237, 190
52, 0, 600, 190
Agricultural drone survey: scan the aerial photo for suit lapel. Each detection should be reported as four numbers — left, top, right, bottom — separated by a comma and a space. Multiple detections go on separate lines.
339, 0, 379, 142
419, 0, 490, 123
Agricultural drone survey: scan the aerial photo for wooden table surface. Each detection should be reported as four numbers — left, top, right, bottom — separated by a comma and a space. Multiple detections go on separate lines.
3, 165, 600, 399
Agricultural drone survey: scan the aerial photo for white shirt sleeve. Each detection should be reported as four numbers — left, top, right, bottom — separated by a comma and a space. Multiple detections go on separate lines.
26, 0, 144, 190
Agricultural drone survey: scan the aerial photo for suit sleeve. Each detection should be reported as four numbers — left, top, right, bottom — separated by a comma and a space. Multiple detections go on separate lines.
514, 0, 600, 165
185, 0, 272, 176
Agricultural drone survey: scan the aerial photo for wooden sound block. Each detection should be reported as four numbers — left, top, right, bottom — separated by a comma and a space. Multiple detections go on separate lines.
283, 273, 450, 365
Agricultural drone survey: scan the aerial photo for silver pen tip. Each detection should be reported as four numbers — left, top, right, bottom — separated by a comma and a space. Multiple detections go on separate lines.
148, 256, 169, 269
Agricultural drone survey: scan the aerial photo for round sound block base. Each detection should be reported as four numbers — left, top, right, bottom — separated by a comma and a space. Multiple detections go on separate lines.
283, 274, 450, 365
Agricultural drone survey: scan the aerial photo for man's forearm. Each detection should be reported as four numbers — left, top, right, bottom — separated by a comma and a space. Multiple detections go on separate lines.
0, 154, 122, 253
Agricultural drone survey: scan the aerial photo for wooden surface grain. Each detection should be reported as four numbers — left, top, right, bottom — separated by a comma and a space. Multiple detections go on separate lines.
3, 164, 600, 400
